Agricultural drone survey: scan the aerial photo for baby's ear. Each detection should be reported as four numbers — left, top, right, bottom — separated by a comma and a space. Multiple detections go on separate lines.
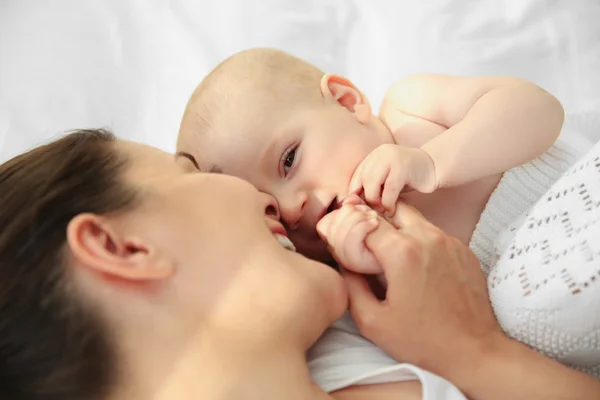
320, 73, 372, 124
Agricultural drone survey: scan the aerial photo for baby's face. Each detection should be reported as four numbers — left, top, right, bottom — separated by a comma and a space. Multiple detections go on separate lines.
180, 94, 389, 263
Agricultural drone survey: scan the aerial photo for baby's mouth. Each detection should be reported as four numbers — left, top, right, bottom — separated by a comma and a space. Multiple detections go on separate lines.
325, 196, 340, 215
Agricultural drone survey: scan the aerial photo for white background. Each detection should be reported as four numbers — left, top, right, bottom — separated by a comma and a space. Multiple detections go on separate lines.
1, 0, 600, 161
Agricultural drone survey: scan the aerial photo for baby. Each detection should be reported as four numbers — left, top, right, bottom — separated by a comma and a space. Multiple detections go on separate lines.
177, 48, 597, 390
177, 47, 580, 275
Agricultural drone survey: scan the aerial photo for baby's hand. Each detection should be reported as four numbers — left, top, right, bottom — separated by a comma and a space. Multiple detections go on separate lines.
348, 144, 437, 216
316, 201, 383, 275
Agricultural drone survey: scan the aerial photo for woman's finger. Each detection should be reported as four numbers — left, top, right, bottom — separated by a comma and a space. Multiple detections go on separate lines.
343, 270, 384, 335
386, 200, 427, 233
362, 217, 415, 284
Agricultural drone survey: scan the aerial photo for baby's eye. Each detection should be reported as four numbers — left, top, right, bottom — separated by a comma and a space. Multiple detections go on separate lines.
281, 145, 297, 176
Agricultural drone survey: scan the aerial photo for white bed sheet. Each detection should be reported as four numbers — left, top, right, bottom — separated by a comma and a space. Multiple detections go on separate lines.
347, 0, 600, 114
0, 0, 352, 160
1, 0, 600, 162
1, 1, 600, 398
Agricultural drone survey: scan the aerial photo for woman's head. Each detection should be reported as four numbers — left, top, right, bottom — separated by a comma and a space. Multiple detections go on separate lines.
0, 130, 346, 399
0, 129, 135, 399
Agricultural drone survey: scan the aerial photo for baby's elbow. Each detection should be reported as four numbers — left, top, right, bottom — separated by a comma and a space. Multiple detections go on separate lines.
543, 90, 565, 142
527, 84, 565, 143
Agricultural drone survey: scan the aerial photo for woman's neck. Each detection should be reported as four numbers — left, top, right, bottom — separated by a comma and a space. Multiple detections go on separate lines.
114, 331, 332, 400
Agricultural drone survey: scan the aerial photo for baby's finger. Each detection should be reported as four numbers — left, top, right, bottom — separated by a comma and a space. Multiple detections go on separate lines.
381, 170, 404, 216
349, 162, 366, 195
316, 205, 354, 244
323, 205, 355, 247
337, 214, 381, 274
329, 207, 375, 253
316, 211, 335, 242
362, 163, 389, 209
342, 194, 366, 206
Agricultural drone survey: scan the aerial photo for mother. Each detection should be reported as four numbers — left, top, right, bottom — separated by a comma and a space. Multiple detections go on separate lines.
0, 129, 430, 399
1, 129, 599, 399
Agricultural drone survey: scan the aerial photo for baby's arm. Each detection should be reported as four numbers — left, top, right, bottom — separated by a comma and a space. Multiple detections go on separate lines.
380, 74, 564, 188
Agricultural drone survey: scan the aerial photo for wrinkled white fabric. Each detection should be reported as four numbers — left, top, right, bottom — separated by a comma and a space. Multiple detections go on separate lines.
308, 313, 467, 398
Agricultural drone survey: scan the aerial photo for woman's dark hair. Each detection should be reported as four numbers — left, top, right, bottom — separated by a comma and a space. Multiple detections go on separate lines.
0, 129, 139, 399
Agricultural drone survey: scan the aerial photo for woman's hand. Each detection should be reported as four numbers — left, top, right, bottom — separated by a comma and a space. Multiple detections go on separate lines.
320, 201, 600, 400
322, 201, 502, 375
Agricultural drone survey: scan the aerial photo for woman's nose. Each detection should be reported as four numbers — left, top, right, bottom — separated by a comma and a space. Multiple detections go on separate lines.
260, 192, 281, 220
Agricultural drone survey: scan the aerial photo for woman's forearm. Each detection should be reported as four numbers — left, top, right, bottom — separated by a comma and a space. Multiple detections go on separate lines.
450, 335, 600, 400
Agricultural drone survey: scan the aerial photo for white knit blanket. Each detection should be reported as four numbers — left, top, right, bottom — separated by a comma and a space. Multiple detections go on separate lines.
488, 136, 600, 377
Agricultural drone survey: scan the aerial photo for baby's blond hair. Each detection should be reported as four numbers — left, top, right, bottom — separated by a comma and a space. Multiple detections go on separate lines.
178, 48, 324, 146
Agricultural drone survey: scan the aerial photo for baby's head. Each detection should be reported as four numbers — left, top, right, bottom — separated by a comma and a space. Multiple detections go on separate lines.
178, 48, 392, 263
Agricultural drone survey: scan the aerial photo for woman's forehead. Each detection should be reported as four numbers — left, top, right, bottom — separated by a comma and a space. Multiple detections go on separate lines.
118, 140, 172, 163
117, 140, 179, 181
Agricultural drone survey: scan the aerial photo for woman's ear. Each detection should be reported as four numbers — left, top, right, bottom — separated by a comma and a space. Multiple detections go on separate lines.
320, 73, 372, 124
66, 214, 174, 283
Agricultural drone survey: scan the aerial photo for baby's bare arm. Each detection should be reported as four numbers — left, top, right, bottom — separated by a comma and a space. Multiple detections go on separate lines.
380, 74, 564, 188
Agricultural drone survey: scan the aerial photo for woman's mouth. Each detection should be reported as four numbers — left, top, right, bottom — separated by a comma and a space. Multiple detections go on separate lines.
267, 220, 296, 251
275, 234, 296, 252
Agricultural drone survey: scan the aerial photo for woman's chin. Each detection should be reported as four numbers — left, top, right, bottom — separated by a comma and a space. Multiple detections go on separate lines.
272, 235, 348, 324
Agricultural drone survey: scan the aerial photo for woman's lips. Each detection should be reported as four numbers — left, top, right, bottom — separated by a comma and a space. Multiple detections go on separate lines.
268, 221, 296, 252
275, 234, 296, 251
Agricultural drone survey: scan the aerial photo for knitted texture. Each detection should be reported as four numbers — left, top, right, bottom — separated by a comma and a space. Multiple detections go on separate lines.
488, 139, 600, 376
469, 141, 582, 275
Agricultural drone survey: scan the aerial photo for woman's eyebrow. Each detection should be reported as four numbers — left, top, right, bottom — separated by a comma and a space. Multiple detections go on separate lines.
175, 151, 200, 170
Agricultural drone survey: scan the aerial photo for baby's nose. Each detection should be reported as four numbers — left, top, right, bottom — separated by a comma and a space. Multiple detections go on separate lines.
280, 192, 308, 230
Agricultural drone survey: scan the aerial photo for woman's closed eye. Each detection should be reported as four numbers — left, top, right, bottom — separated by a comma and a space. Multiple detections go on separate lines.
280, 144, 298, 176
176, 151, 201, 172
